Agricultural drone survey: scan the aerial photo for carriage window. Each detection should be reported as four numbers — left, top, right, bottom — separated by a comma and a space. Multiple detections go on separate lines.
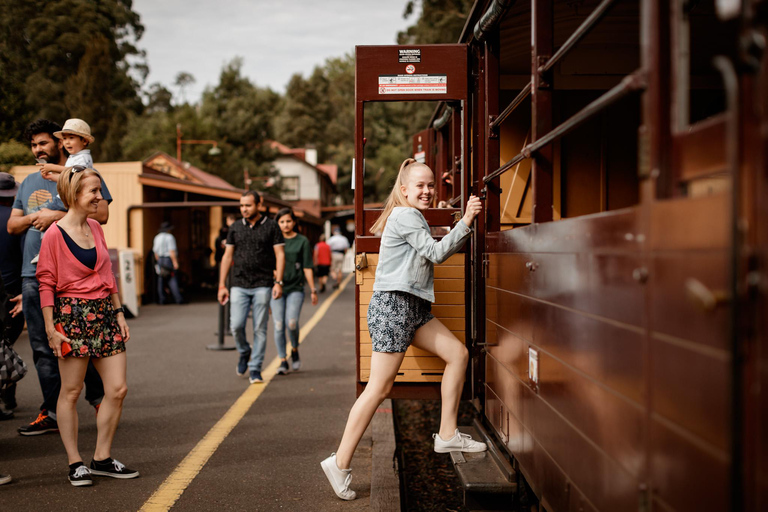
673, 0, 739, 129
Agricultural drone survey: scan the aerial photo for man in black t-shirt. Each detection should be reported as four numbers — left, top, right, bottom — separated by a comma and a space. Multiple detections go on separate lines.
218, 191, 285, 384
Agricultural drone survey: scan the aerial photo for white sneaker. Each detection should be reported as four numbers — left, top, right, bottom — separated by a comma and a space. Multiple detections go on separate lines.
320, 453, 356, 501
433, 429, 488, 453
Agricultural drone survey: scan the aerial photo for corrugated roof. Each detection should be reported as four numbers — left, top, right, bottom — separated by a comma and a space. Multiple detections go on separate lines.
143, 151, 236, 190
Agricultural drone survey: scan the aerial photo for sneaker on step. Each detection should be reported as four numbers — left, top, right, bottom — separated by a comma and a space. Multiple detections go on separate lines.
89, 458, 139, 479
433, 429, 487, 453
277, 360, 289, 375
236, 350, 251, 377
18, 411, 58, 436
291, 349, 301, 371
0, 474, 11, 486
249, 370, 263, 384
68, 465, 93, 486
320, 453, 356, 501
0, 409, 13, 421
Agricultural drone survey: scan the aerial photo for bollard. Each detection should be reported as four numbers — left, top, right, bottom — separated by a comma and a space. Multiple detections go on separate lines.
207, 301, 236, 351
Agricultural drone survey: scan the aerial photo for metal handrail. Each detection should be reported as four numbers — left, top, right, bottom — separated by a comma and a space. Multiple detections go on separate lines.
538, 0, 619, 75
490, 82, 532, 131
484, 69, 646, 184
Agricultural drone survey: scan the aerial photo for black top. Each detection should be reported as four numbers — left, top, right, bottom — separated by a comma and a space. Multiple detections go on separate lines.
59, 227, 97, 270
226, 215, 285, 289
0, 205, 22, 294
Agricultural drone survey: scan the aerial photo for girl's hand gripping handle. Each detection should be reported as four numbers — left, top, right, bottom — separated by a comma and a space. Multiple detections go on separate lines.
462, 195, 483, 227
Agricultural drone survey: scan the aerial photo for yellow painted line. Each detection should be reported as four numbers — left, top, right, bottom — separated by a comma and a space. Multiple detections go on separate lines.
140, 273, 354, 512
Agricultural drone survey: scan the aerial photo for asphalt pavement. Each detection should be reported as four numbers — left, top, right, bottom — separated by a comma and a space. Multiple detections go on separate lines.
0, 276, 379, 511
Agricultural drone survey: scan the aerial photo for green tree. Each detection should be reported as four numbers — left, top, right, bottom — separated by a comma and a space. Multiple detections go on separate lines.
174, 72, 195, 104
0, 140, 34, 172
0, 0, 145, 159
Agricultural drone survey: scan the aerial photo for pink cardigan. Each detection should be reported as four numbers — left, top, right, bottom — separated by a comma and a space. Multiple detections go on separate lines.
36, 218, 118, 309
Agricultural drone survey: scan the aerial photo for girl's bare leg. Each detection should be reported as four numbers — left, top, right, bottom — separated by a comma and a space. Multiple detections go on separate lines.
335, 351, 405, 469
91, 352, 128, 461
411, 318, 469, 440
57, 357, 90, 464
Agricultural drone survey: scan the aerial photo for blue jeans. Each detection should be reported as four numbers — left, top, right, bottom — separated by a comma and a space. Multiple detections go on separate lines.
230, 286, 271, 372
22, 277, 104, 414
157, 257, 183, 304
270, 291, 305, 359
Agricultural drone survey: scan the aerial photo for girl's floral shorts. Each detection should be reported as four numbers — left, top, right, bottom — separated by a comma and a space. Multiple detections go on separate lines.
367, 291, 434, 353
54, 297, 126, 358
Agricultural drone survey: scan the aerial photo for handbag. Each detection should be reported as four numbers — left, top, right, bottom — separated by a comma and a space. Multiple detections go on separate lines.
156, 256, 174, 278
0, 338, 27, 389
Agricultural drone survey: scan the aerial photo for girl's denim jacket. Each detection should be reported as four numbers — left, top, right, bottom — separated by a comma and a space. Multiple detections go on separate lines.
373, 207, 472, 302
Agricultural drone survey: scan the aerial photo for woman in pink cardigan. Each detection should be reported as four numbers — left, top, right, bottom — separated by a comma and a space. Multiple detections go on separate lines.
37, 166, 138, 486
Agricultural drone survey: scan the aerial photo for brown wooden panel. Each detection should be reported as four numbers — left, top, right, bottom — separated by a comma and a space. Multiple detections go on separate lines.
650, 417, 729, 512
486, 207, 642, 254
486, 354, 639, 511
431, 305, 465, 318
533, 300, 645, 404
651, 336, 730, 451
360, 369, 443, 382
673, 114, 727, 182
488, 253, 645, 328
360, 356, 446, 371
433, 266, 465, 278
487, 287, 535, 342
359, 330, 464, 345
649, 252, 729, 351
434, 279, 465, 292
362, 252, 464, 266
650, 194, 729, 251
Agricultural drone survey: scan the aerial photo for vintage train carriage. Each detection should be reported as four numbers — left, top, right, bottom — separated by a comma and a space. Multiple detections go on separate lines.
354, 1, 767, 511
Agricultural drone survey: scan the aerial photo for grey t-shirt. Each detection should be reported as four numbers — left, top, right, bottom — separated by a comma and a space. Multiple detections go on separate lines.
12, 171, 112, 277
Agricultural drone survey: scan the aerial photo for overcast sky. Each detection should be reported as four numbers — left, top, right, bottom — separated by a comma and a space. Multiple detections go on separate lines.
132, 0, 413, 102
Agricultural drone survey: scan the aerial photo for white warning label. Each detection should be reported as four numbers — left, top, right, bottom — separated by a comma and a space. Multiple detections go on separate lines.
378, 74, 447, 95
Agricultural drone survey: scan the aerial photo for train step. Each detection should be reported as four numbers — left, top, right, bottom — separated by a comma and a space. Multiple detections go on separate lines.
450, 420, 517, 511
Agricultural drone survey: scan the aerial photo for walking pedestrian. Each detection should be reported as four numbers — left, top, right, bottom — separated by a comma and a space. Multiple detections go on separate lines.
0, 172, 24, 417
327, 227, 349, 289
0, 273, 22, 484
37, 166, 138, 486
218, 191, 285, 384
215, 214, 237, 265
313, 234, 331, 293
153, 222, 183, 305
8, 119, 111, 436
272, 208, 317, 374
321, 158, 486, 500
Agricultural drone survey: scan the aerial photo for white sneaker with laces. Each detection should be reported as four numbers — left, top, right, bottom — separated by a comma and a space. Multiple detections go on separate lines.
433, 429, 488, 453
320, 453, 356, 501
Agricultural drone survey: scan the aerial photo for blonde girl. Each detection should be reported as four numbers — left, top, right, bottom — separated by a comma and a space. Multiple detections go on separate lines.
321, 158, 485, 500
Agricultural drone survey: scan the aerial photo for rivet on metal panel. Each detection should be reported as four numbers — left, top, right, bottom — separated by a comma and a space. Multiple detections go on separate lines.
525, 261, 538, 272
632, 267, 649, 284
488, 115, 499, 138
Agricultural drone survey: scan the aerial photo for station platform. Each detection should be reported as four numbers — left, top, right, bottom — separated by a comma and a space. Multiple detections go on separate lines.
0, 275, 399, 511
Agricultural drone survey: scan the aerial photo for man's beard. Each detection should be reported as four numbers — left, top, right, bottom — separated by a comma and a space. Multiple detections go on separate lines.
36, 148, 62, 165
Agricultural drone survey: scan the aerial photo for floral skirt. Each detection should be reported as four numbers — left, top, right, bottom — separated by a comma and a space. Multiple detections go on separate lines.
367, 291, 434, 353
54, 297, 126, 358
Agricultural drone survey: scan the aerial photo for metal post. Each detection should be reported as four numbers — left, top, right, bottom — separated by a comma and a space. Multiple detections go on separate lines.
207, 301, 236, 350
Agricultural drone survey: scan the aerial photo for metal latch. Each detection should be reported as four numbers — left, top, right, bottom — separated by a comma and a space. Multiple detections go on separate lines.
355, 253, 369, 285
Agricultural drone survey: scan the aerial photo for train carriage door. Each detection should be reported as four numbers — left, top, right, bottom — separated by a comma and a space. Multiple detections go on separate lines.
354, 44, 469, 398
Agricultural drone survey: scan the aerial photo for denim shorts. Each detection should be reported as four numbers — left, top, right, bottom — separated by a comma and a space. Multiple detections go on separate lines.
367, 291, 434, 353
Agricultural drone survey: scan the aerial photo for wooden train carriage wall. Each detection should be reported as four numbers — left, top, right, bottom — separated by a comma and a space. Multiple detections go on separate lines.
354, 45, 471, 398
447, 0, 765, 511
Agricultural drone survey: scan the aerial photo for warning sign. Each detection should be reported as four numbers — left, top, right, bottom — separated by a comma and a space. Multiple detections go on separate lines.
378, 74, 447, 95
398, 49, 421, 63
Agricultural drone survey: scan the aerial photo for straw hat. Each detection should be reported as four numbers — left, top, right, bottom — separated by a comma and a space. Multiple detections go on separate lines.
54, 118, 95, 143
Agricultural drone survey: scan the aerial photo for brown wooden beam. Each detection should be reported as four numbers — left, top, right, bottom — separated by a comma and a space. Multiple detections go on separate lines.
531, 0, 554, 223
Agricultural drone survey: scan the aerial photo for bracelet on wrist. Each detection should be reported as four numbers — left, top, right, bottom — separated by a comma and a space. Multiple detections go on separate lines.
114, 306, 125, 315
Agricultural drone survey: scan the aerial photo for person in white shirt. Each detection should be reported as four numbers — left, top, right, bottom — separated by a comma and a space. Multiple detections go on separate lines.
327, 227, 350, 289
38, 118, 95, 179
153, 222, 183, 304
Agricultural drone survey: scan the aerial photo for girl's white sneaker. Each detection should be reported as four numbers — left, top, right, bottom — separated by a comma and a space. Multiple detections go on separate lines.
433, 429, 488, 453
320, 453, 356, 501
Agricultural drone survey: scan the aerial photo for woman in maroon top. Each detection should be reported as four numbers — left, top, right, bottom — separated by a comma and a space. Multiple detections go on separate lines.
37, 166, 138, 486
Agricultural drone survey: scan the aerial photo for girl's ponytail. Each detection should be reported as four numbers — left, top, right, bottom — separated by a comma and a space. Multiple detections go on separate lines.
370, 158, 422, 235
